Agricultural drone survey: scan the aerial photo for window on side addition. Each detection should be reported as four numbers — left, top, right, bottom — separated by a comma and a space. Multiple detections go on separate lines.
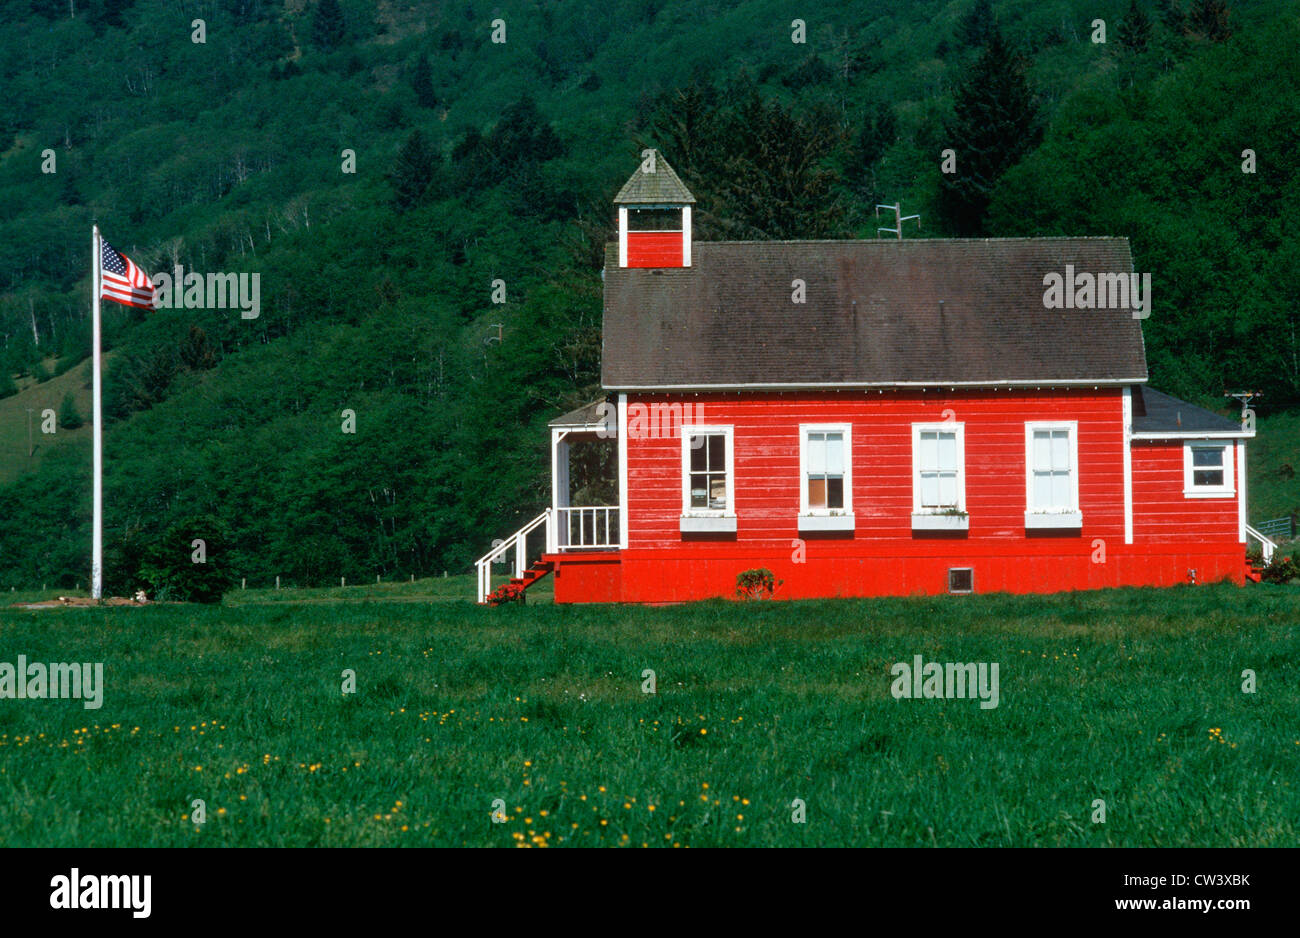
1184, 442, 1234, 497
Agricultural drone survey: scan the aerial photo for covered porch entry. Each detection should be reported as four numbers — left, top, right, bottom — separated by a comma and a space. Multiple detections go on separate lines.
475, 399, 623, 603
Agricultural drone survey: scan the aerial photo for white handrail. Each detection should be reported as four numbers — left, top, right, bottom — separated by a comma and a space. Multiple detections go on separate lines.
1246, 524, 1278, 565
476, 509, 552, 603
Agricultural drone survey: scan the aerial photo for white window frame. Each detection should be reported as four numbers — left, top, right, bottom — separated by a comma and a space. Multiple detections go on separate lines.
1184, 441, 1235, 497
681, 425, 735, 528
1024, 421, 1082, 528
911, 422, 966, 515
799, 424, 854, 529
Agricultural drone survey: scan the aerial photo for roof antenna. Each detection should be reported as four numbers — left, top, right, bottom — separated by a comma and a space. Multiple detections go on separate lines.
875, 202, 920, 239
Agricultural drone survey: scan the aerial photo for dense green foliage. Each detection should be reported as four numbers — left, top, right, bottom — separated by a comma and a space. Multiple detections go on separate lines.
0, 0, 1294, 587
0, 583, 1297, 846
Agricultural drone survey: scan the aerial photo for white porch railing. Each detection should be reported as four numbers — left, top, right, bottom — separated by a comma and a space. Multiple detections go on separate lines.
556, 506, 620, 549
475, 506, 621, 603
1246, 524, 1279, 565
476, 509, 552, 604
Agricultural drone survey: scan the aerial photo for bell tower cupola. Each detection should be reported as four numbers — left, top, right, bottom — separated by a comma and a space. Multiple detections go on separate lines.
614, 149, 695, 268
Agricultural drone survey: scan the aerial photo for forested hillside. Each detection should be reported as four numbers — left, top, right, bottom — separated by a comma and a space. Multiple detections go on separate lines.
0, 0, 1295, 590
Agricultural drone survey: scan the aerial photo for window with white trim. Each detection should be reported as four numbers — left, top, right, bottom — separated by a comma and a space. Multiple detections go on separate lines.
912, 423, 965, 513
1025, 422, 1079, 513
800, 425, 852, 514
682, 426, 734, 515
1184, 441, 1234, 497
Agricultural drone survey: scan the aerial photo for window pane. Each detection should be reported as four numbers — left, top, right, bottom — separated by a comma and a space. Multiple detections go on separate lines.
1033, 431, 1051, 470
939, 472, 957, 507
938, 432, 956, 471
1032, 472, 1051, 509
1051, 431, 1069, 470
708, 434, 724, 470
827, 476, 844, 509
807, 434, 826, 474
690, 438, 706, 472
1194, 469, 1225, 487
1052, 471, 1070, 507
1193, 447, 1223, 468
921, 473, 939, 507
709, 475, 727, 509
920, 431, 937, 470
824, 433, 844, 474
690, 475, 708, 508
808, 477, 827, 509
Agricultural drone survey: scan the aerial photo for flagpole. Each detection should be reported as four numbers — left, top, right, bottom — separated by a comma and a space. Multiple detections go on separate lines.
91, 225, 103, 600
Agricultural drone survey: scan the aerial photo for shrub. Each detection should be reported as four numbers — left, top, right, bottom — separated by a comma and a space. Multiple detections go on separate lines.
736, 567, 781, 600
58, 392, 83, 429
1260, 553, 1300, 584
136, 515, 237, 603
486, 582, 526, 606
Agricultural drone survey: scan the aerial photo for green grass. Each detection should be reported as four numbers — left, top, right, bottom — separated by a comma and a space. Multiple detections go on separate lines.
0, 356, 97, 486
1247, 409, 1300, 530
225, 573, 552, 605
0, 582, 1297, 847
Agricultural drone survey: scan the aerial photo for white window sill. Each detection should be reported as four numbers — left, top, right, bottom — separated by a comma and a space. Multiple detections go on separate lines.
1184, 489, 1235, 499
1025, 510, 1083, 529
798, 514, 856, 532
911, 512, 969, 531
680, 515, 737, 533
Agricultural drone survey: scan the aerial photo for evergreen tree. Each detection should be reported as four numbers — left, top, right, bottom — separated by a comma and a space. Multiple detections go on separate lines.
1189, 0, 1232, 41
854, 102, 897, 169
937, 30, 1040, 236
412, 52, 437, 109
312, 0, 345, 50
58, 392, 83, 430
1118, 0, 1154, 53
647, 79, 845, 239
957, 0, 996, 49
389, 130, 438, 211
1157, 0, 1187, 34
179, 325, 216, 371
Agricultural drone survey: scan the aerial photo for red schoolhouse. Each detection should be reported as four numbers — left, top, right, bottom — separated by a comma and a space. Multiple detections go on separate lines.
478, 152, 1264, 603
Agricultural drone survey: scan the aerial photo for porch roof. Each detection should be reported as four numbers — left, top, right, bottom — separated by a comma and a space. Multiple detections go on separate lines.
548, 399, 610, 428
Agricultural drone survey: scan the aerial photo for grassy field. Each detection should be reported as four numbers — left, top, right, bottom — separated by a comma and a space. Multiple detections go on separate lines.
0, 580, 1297, 847
1247, 407, 1300, 532
0, 356, 97, 486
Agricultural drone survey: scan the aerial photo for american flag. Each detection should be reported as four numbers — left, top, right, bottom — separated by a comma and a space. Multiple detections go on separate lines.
99, 238, 156, 310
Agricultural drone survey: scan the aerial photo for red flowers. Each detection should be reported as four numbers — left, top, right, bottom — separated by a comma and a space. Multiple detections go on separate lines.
486, 582, 526, 606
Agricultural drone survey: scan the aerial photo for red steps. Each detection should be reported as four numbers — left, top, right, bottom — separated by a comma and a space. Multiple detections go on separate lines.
509, 559, 555, 591
1245, 552, 1265, 583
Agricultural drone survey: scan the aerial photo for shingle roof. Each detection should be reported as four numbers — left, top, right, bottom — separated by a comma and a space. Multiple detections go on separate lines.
548, 399, 611, 427
613, 150, 695, 205
602, 238, 1149, 389
1132, 386, 1242, 435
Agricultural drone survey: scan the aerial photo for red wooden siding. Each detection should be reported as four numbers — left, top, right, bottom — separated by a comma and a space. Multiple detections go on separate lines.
626, 231, 682, 268
1131, 440, 1240, 540
550, 389, 1247, 603
628, 390, 1125, 545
